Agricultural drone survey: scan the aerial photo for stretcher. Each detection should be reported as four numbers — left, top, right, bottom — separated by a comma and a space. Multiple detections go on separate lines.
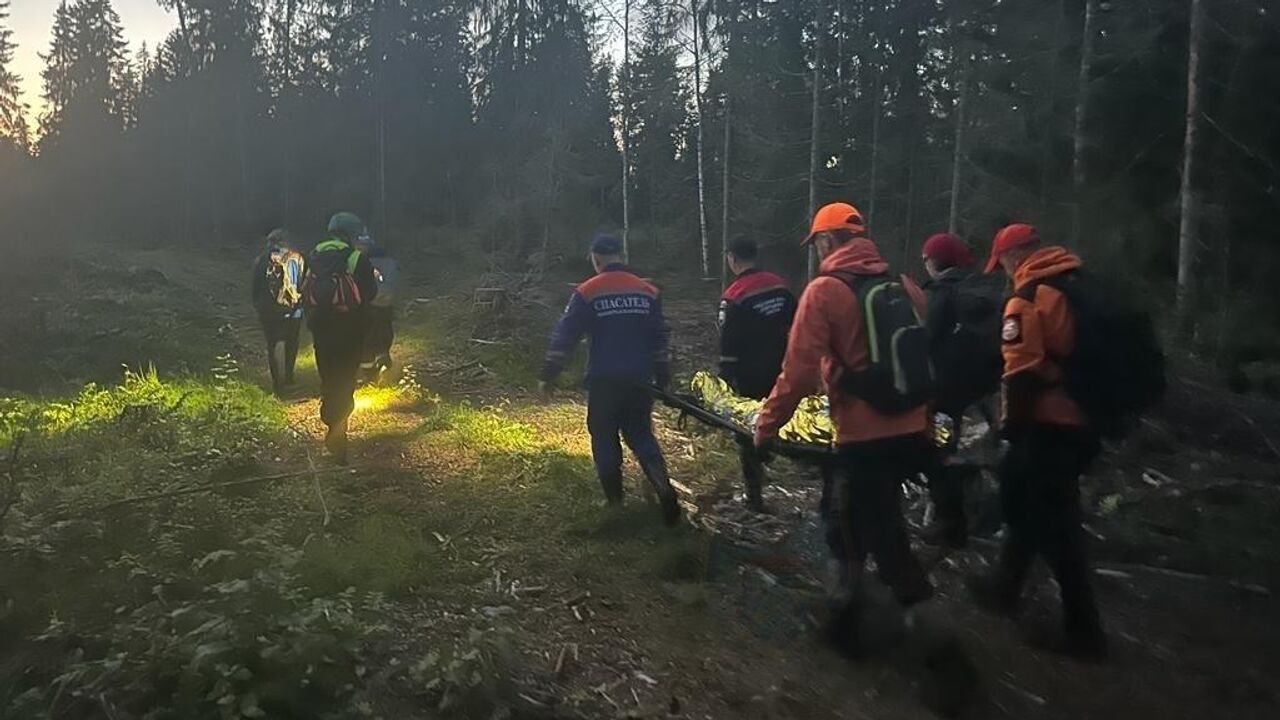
647, 372, 836, 460
649, 371, 992, 462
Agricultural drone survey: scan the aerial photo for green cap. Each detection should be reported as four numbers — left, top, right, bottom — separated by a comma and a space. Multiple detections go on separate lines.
327, 212, 365, 241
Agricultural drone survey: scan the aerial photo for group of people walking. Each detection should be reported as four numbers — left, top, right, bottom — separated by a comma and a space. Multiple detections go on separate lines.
250, 212, 399, 464
252, 201, 1158, 665
541, 201, 1164, 662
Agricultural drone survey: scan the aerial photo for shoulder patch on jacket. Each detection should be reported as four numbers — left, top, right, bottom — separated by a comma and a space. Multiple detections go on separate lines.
1002, 316, 1022, 343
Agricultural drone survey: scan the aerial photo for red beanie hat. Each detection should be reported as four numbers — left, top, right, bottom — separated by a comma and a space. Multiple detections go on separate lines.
921, 233, 973, 269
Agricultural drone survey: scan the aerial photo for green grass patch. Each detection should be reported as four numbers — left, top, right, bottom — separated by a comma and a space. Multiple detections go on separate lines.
419, 401, 538, 452
298, 513, 460, 597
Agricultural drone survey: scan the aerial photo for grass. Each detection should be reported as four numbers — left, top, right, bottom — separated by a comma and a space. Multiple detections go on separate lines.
0, 246, 725, 719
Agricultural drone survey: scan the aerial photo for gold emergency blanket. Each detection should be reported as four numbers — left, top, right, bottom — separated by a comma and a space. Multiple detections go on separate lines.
689, 371, 986, 453
690, 371, 836, 447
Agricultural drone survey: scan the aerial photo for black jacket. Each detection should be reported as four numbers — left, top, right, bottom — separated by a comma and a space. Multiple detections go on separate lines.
922, 266, 1004, 414
718, 268, 797, 400
922, 267, 972, 361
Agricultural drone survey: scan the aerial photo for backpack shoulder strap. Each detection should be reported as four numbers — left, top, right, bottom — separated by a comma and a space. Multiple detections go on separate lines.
345, 249, 362, 274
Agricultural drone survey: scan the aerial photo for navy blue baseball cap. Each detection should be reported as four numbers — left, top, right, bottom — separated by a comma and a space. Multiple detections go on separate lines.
590, 233, 623, 255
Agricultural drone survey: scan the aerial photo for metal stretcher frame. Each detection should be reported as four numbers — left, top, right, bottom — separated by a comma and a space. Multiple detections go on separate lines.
645, 385, 837, 460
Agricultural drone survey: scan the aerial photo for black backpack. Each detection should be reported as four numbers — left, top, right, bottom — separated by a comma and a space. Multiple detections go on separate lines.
935, 273, 1005, 411
304, 241, 365, 314
828, 272, 935, 415
1016, 270, 1165, 439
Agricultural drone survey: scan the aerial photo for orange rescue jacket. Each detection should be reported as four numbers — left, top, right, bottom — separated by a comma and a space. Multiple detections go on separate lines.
757, 238, 929, 445
1001, 246, 1086, 428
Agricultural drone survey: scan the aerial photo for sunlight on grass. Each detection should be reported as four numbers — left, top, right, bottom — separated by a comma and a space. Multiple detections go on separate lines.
0, 366, 283, 445
353, 384, 404, 415
420, 402, 539, 452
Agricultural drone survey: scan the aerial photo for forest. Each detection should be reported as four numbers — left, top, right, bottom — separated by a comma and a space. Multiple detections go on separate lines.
3, 1, 1280, 719
0, 0, 1277, 362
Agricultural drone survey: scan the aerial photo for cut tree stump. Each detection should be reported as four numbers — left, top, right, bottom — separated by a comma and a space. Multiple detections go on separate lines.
473, 287, 507, 312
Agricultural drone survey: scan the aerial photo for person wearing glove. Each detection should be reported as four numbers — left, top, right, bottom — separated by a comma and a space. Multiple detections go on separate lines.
539, 234, 680, 526
718, 236, 797, 511
754, 203, 934, 619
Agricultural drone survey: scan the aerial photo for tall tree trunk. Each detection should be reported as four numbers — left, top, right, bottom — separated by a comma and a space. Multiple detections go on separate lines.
807, 12, 823, 279
721, 91, 732, 290
374, 0, 388, 243
237, 86, 250, 228
1176, 0, 1204, 332
948, 60, 969, 235
868, 80, 881, 224
282, 0, 296, 220
691, 0, 710, 278
1039, 0, 1067, 204
174, 0, 192, 241
621, 0, 631, 260
1071, 0, 1098, 247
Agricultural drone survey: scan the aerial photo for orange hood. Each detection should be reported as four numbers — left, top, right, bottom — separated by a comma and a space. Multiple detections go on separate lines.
818, 237, 890, 276
1013, 246, 1081, 292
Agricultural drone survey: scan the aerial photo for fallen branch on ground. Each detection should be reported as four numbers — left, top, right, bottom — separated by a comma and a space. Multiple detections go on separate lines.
1097, 562, 1271, 597
1232, 406, 1280, 461
67, 465, 360, 518
431, 359, 482, 377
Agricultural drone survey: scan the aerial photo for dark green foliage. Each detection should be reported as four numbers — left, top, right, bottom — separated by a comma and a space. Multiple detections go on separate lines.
0, 0, 1277, 360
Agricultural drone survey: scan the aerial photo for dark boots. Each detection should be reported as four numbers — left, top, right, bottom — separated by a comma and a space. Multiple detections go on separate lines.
599, 470, 625, 506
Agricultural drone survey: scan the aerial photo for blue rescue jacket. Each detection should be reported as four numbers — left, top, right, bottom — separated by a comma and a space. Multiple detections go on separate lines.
541, 264, 671, 384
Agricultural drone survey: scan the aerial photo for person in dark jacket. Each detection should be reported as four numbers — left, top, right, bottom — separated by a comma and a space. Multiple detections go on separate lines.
251, 229, 306, 396
718, 237, 796, 511
539, 234, 680, 526
919, 232, 984, 548
305, 212, 379, 463
356, 232, 399, 382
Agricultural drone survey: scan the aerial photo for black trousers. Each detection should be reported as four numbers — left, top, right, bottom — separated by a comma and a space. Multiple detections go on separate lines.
260, 312, 302, 392
586, 380, 673, 501
735, 435, 765, 504
925, 412, 973, 543
997, 426, 1101, 638
311, 316, 366, 429
836, 435, 934, 606
363, 305, 395, 368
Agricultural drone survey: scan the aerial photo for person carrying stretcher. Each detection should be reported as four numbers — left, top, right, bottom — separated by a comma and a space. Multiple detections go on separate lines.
718, 237, 797, 511
755, 203, 935, 634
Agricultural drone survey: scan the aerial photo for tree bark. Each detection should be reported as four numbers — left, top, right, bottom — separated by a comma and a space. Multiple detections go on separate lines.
1176, 0, 1204, 331
867, 80, 881, 225
691, 0, 710, 278
807, 12, 823, 279
721, 90, 732, 290
374, 0, 388, 243
1072, 0, 1097, 192
621, 0, 631, 261
948, 59, 969, 235
282, 0, 296, 220
1039, 0, 1067, 203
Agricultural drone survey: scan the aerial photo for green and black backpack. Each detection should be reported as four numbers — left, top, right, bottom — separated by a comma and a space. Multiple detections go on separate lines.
304, 239, 364, 314
827, 272, 936, 415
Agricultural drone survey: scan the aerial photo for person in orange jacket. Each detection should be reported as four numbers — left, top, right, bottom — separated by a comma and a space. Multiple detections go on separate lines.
967, 223, 1106, 661
754, 202, 934, 617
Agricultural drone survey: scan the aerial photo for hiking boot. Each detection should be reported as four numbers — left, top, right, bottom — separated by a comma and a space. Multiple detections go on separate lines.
965, 572, 1019, 618
1025, 619, 1109, 663
922, 524, 969, 550
660, 491, 682, 527
325, 420, 349, 465
599, 472, 624, 506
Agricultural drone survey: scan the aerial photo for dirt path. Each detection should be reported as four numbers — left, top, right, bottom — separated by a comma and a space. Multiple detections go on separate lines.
6, 245, 1280, 719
